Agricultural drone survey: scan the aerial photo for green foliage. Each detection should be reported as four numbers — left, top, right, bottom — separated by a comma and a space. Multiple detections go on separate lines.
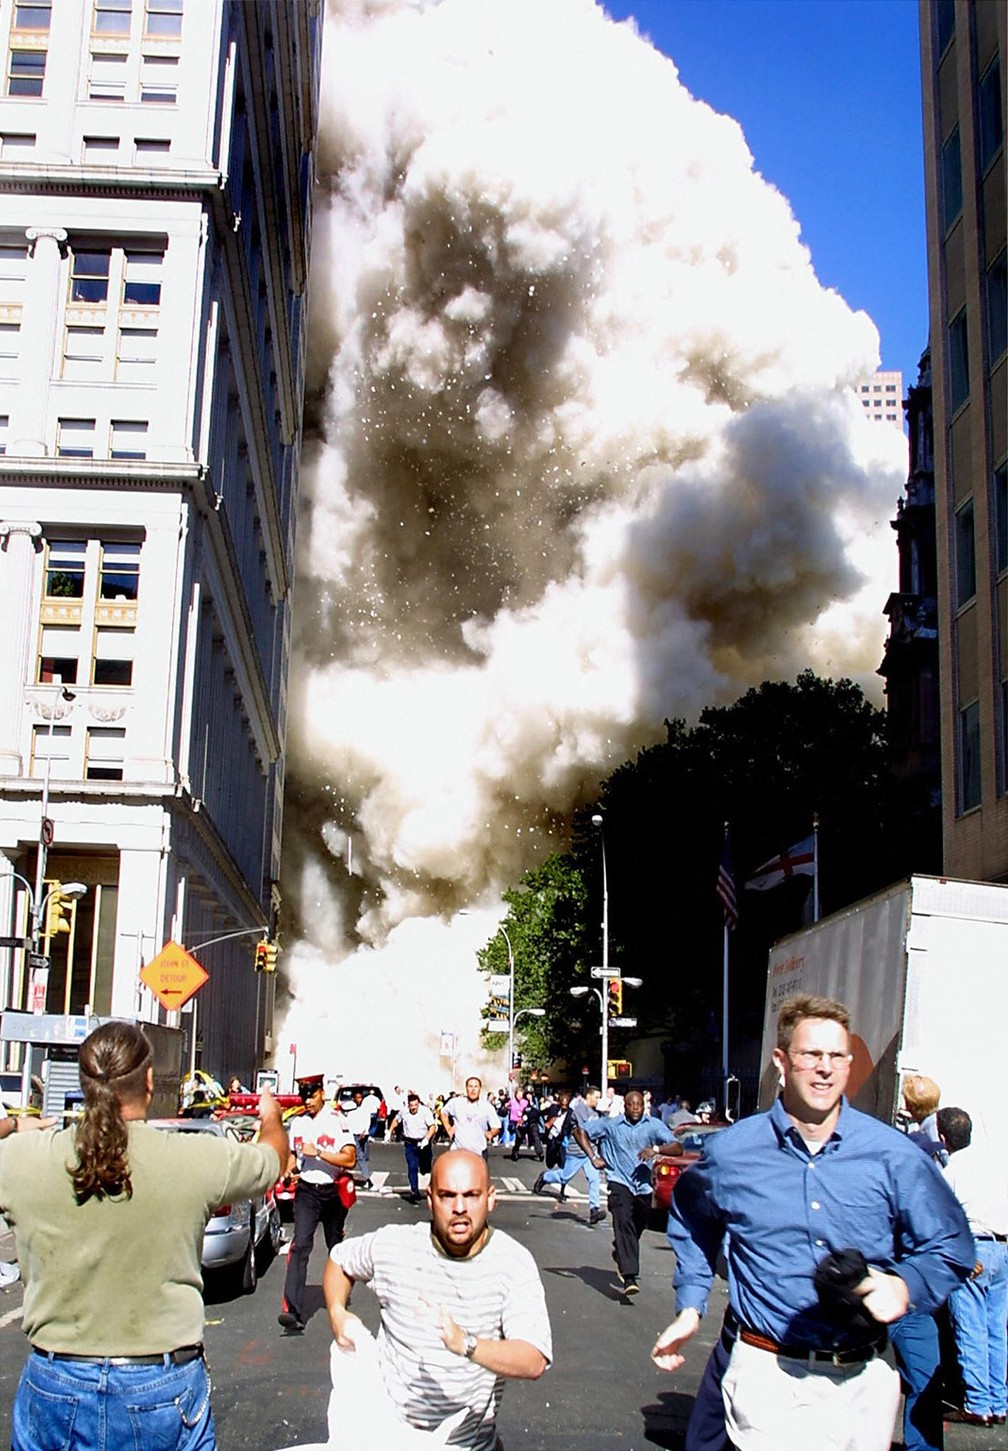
479, 671, 941, 1095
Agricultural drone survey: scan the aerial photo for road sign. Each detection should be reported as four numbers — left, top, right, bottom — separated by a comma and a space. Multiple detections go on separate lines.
27, 952, 50, 970
590, 967, 620, 979
609, 1016, 638, 1028
40, 817, 54, 847
139, 941, 208, 1011
486, 1017, 509, 1033
0, 935, 30, 950
489, 974, 510, 998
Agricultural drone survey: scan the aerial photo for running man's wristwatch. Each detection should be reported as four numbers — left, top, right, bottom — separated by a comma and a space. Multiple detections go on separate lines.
462, 1331, 478, 1359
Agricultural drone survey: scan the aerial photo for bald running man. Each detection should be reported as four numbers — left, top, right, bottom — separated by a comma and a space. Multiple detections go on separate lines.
325, 1150, 551, 1449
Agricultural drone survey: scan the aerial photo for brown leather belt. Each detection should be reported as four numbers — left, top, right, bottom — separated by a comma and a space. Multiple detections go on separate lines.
32, 1344, 203, 1367
722, 1320, 885, 1368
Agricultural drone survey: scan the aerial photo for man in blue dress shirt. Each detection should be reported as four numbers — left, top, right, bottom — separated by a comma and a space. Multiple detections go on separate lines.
652, 994, 973, 1451
574, 1088, 681, 1296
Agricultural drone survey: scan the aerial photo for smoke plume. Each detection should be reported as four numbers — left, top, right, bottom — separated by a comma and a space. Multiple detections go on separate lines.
277, 0, 906, 1088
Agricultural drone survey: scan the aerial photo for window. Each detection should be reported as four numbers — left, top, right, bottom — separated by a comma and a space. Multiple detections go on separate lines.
38, 626, 79, 685
88, 51, 127, 102
0, 131, 35, 155
31, 724, 71, 779
948, 310, 969, 411
978, 56, 1003, 172
45, 541, 86, 598
93, 0, 132, 35
0, 414, 7, 454
57, 418, 96, 458
885, 384, 897, 392
92, 629, 133, 685
122, 250, 161, 305
955, 498, 976, 606
109, 419, 146, 458
62, 326, 105, 379
116, 325, 157, 379
139, 53, 177, 104
6, 49, 45, 96
987, 251, 1007, 366
0, 324, 18, 373
144, 0, 182, 37
99, 541, 140, 599
13, 1, 51, 29
70, 249, 110, 305
86, 727, 125, 780
995, 463, 1007, 575
941, 126, 962, 232
935, 0, 955, 54
134, 136, 169, 159
958, 702, 981, 813
82, 135, 119, 161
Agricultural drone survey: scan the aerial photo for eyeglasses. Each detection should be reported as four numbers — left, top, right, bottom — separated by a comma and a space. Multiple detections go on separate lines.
788, 1050, 852, 1069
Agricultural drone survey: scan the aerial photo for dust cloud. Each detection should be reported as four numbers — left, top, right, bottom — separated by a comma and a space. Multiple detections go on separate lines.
276, 0, 907, 1090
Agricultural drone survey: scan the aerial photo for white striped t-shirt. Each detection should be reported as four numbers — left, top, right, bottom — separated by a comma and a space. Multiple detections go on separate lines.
331, 1222, 552, 1450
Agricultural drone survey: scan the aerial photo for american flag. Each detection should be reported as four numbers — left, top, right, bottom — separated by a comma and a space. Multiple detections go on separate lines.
717, 835, 738, 931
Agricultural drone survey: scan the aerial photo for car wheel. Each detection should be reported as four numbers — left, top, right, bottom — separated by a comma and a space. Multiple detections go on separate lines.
240, 1221, 258, 1294
268, 1201, 283, 1257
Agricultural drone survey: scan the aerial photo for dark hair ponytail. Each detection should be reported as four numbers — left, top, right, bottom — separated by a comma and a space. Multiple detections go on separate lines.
70, 1021, 152, 1203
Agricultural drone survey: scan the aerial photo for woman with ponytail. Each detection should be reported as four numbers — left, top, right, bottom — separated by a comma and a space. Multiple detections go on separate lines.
0, 1020, 287, 1451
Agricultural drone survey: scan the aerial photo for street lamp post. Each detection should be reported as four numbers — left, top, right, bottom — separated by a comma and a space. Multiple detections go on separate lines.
499, 923, 515, 1083
31, 678, 75, 946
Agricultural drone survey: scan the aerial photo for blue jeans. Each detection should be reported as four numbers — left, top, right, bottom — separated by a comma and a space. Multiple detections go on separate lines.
947, 1237, 1008, 1418
541, 1153, 602, 1209
13, 1349, 214, 1451
890, 1311, 943, 1451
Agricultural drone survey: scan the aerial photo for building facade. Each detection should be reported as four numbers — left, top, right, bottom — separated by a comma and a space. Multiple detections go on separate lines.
919, 0, 1006, 882
0, 0, 322, 1083
853, 368, 905, 431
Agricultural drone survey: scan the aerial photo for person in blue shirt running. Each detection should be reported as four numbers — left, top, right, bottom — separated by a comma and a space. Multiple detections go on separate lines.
651, 993, 974, 1451
574, 1088, 681, 1296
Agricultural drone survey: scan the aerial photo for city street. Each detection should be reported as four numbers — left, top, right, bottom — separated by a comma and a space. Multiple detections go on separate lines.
0, 1142, 996, 1450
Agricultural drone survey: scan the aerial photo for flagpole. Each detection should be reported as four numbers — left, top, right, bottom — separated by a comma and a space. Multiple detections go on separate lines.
812, 813, 820, 922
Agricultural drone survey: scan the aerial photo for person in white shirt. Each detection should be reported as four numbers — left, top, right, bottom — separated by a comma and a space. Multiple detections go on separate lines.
440, 1077, 500, 1158
278, 1075, 356, 1335
387, 1091, 437, 1202
325, 1150, 551, 1450
344, 1089, 375, 1190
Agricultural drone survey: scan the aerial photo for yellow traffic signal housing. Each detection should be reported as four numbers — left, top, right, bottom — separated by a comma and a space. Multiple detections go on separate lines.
607, 978, 623, 1016
254, 940, 268, 972
263, 940, 279, 973
45, 884, 72, 938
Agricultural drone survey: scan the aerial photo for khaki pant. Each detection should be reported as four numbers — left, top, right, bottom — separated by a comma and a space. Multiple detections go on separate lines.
722, 1336, 900, 1451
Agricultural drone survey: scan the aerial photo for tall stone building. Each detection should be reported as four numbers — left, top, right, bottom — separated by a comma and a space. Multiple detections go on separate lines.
0, 0, 322, 1083
919, 0, 1006, 882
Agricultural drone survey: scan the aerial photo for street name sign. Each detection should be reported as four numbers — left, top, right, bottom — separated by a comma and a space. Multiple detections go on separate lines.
140, 941, 208, 1011
0, 935, 30, 950
486, 1018, 509, 1032
609, 1016, 638, 1028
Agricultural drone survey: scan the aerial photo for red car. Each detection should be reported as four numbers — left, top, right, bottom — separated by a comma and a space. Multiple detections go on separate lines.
651, 1122, 726, 1221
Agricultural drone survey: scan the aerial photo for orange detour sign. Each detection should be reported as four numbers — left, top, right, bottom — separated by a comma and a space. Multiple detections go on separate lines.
140, 941, 209, 1011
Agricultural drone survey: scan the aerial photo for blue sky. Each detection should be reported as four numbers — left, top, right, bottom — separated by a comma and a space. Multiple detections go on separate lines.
603, 0, 927, 390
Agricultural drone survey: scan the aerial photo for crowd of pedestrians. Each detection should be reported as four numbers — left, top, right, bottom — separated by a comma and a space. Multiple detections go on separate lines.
1, 994, 1002, 1451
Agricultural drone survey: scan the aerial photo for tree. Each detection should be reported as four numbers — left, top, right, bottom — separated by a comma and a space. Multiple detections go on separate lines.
477, 853, 595, 1076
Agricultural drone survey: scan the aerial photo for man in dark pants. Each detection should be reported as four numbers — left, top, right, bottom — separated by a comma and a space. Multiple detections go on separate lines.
278, 1075, 356, 1334
575, 1088, 680, 1297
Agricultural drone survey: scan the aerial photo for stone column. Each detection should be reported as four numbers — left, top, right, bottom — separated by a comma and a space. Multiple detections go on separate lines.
0, 521, 43, 774
11, 227, 67, 456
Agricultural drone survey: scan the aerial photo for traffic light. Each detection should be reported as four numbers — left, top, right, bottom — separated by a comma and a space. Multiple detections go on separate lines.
607, 978, 623, 1016
254, 939, 279, 972
44, 884, 73, 938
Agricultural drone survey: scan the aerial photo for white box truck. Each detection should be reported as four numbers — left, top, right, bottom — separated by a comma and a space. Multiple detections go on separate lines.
757, 875, 1008, 1165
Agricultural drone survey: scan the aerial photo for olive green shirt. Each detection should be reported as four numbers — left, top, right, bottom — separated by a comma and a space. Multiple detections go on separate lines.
0, 1122, 279, 1354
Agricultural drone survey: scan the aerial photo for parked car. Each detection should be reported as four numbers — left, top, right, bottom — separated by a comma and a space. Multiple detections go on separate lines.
651, 1122, 727, 1222
336, 1084, 389, 1138
148, 1117, 283, 1293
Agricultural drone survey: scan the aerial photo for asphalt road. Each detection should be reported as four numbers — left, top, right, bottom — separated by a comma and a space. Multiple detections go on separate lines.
0, 1142, 998, 1450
